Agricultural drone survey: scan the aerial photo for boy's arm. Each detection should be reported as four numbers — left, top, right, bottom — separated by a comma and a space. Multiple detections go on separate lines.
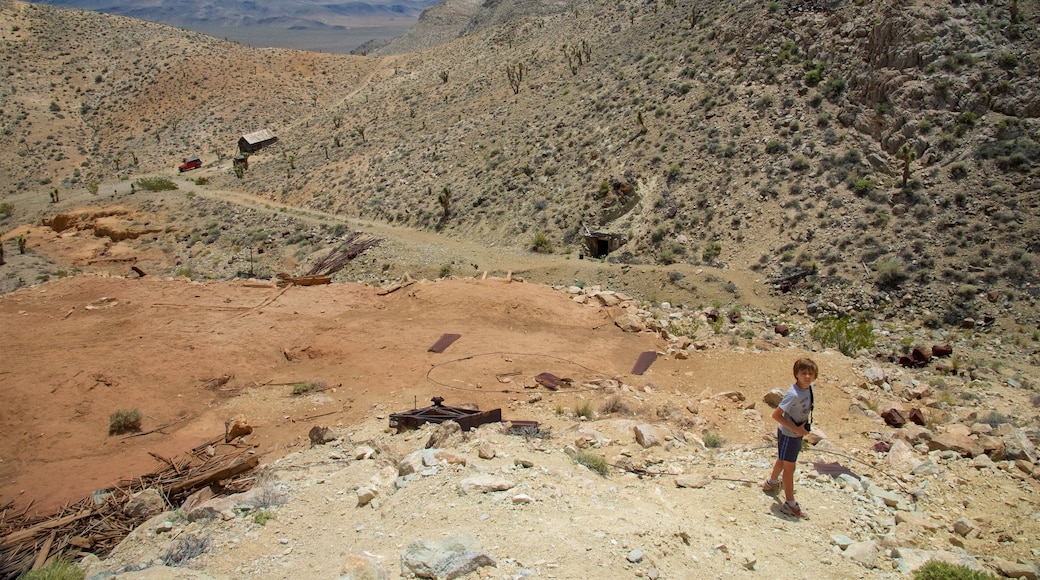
771, 406, 808, 437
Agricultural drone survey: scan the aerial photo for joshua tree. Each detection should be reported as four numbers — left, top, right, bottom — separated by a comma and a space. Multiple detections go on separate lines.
356, 125, 366, 143
896, 143, 916, 188
439, 70, 449, 84
438, 185, 452, 219
16, 235, 27, 254
0, 241, 5, 265
506, 63, 526, 95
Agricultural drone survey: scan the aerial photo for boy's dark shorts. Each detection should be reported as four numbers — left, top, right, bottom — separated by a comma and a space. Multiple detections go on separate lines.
777, 428, 803, 463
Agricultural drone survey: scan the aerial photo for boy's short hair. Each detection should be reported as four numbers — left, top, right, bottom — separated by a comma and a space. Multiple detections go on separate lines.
793, 357, 818, 378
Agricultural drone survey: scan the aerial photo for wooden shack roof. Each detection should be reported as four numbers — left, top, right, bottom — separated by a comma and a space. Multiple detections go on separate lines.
240, 129, 277, 144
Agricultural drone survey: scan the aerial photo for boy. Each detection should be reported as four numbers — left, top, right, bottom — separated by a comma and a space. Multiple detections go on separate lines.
762, 357, 817, 518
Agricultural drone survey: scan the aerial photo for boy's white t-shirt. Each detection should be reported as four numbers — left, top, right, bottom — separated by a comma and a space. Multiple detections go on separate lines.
777, 383, 813, 438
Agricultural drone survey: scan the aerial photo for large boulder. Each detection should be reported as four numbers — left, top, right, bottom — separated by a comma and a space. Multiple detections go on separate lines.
927, 432, 983, 457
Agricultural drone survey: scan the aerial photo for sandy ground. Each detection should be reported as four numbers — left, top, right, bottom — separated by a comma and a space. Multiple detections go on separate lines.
0, 272, 858, 515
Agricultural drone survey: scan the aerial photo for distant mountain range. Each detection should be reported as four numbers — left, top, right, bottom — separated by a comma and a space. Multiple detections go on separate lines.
28, 0, 441, 52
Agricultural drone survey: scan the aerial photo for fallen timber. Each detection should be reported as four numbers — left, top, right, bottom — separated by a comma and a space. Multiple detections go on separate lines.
0, 442, 259, 579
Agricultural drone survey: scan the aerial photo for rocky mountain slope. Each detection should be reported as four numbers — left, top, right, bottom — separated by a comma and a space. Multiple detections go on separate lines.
2, 0, 1039, 332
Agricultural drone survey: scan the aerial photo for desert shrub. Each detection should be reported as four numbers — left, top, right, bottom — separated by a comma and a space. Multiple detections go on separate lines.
811, 316, 875, 357
949, 162, 968, 180
875, 257, 907, 289
531, 232, 554, 253
253, 509, 276, 526
702, 241, 722, 263
109, 408, 142, 435
790, 156, 811, 171
996, 52, 1018, 70
764, 140, 786, 154
291, 382, 318, 395
822, 76, 846, 101
669, 318, 702, 339
979, 411, 1013, 428
134, 177, 178, 191
912, 559, 996, 580
600, 395, 631, 415
572, 450, 610, 476
703, 431, 725, 448
803, 69, 822, 87
574, 401, 595, 420
850, 177, 876, 196
20, 557, 85, 580
0, 202, 13, 217
162, 534, 211, 567
668, 270, 684, 283
194, 176, 209, 185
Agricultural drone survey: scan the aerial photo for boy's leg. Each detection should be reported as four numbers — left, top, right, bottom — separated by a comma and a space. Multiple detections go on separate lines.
781, 460, 796, 503
769, 459, 784, 482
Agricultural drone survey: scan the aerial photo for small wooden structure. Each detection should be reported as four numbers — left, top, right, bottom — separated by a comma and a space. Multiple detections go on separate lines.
583, 229, 627, 258
238, 129, 278, 154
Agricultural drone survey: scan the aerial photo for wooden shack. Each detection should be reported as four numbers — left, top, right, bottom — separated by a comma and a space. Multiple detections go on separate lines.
238, 129, 278, 154
584, 230, 627, 258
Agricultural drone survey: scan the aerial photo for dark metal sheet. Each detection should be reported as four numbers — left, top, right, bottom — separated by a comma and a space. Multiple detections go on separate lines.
428, 333, 461, 353
631, 351, 658, 375
813, 461, 859, 480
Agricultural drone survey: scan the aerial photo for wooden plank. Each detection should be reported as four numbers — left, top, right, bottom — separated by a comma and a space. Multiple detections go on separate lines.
0, 510, 91, 548
168, 455, 259, 496
31, 532, 56, 570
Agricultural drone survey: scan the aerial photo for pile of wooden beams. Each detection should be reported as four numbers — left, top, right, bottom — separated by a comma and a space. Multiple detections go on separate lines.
0, 439, 259, 579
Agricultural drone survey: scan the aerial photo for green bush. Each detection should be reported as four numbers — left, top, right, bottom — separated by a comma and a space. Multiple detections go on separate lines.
703, 431, 725, 448
574, 401, 595, 420
851, 177, 876, 196
912, 560, 997, 580
20, 557, 85, 580
822, 76, 847, 101
134, 177, 178, 191
572, 450, 610, 476
531, 232, 554, 253
811, 316, 875, 357
253, 509, 276, 526
109, 408, 142, 435
702, 241, 722, 263
996, 52, 1018, 70
291, 382, 318, 395
875, 257, 907, 289
0, 202, 13, 217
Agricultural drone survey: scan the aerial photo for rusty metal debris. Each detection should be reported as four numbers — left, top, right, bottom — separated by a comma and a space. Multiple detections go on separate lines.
631, 351, 658, 375
428, 334, 461, 353
390, 397, 502, 432
533, 372, 572, 390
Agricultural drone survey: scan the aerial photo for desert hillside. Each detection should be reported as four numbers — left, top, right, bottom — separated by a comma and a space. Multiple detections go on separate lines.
1, 0, 1040, 577
1, 0, 1039, 333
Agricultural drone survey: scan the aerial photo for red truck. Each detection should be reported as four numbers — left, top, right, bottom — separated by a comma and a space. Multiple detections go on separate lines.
178, 157, 202, 172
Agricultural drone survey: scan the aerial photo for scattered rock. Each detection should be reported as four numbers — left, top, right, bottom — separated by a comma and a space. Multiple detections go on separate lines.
123, 488, 165, 519
459, 475, 514, 494
224, 414, 252, 443
400, 537, 496, 580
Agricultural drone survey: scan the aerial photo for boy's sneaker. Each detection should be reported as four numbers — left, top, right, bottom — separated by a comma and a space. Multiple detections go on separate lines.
761, 479, 781, 495
779, 500, 807, 518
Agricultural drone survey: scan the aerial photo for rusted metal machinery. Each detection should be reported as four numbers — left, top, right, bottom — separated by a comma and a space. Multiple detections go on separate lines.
389, 397, 502, 432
